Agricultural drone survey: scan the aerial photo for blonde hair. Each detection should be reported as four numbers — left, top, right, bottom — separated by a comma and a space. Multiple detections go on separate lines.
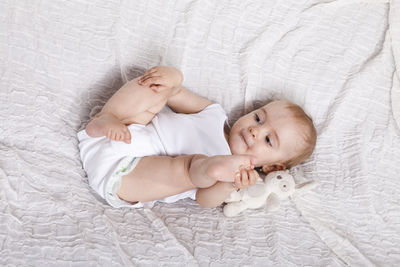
283, 102, 317, 168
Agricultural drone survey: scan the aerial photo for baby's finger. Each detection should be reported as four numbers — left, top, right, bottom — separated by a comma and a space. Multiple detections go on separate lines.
248, 169, 258, 186
147, 67, 159, 73
240, 168, 249, 187
150, 84, 167, 92
234, 172, 241, 189
141, 76, 163, 86
139, 73, 156, 84
138, 74, 149, 84
142, 68, 158, 78
139, 70, 159, 83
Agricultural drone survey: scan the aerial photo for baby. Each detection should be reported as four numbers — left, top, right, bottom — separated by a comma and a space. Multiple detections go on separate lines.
77, 66, 316, 209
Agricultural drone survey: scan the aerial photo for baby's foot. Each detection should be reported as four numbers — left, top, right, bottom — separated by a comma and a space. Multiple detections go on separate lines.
86, 113, 131, 144
206, 155, 255, 182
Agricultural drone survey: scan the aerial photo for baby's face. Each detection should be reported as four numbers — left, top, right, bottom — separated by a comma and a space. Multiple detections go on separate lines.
228, 100, 303, 167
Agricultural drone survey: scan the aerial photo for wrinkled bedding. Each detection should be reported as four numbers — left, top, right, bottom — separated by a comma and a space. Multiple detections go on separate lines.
1, 0, 399, 266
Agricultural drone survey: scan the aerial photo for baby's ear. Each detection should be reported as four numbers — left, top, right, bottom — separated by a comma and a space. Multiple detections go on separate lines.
262, 163, 286, 174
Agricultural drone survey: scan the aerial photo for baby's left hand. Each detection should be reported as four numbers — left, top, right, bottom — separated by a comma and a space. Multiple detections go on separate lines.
138, 66, 183, 93
233, 166, 259, 190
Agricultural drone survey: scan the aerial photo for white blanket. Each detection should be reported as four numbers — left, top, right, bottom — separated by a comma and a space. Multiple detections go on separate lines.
1, 0, 399, 265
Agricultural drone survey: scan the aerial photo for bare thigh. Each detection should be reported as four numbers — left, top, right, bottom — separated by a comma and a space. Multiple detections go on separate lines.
125, 98, 168, 125
117, 155, 196, 202
100, 77, 173, 125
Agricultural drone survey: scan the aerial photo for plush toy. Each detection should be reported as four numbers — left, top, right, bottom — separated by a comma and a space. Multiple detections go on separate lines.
223, 169, 317, 217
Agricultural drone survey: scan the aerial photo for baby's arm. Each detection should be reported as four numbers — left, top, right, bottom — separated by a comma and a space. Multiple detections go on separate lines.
139, 66, 213, 114
166, 85, 213, 114
196, 182, 236, 208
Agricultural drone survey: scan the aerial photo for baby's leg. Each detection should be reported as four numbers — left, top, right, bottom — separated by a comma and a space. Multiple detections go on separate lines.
189, 154, 255, 187
86, 77, 173, 143
117, 154, 254, 203
117, 155, 197, 202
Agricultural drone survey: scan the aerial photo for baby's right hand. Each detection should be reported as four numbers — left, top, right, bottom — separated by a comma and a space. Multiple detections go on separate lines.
138, 66, 183, 93
233, 166, 259, 190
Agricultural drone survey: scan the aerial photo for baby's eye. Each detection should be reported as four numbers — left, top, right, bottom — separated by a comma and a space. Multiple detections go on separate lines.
254, 114, 261, 124
266, 135, 272, 146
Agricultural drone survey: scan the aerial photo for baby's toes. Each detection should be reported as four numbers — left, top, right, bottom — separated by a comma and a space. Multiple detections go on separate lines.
117, 127, 128, 142
109, 128, 121, 141
106, 129, 114, 140
122, 128, 131, 144
116, 132, 122, 141
111, 129, 118, 140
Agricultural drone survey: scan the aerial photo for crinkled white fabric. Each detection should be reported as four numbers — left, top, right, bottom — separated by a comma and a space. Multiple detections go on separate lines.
0, 0, 399, 266
390, 0, 400, 131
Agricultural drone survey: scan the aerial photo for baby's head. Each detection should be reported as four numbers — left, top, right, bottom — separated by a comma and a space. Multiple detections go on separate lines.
228, 100, 316, 173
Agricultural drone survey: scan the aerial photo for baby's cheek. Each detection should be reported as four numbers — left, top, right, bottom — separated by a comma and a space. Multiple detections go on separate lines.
251, 147, 272, 166
230, 135, 246, 154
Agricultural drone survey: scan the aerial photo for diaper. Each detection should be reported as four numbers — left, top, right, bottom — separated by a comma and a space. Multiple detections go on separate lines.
105, 156, 144, 208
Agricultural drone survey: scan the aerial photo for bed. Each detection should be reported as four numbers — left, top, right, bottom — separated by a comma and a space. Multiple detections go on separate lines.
1, 0, 399, 265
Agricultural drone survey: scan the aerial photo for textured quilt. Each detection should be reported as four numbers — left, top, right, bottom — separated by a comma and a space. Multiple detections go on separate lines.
1, 0, 399, 266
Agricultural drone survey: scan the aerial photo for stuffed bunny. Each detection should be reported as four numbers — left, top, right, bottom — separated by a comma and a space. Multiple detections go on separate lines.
223, 169, 317, 217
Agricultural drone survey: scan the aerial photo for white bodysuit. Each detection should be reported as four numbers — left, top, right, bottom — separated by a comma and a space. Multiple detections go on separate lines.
77, 103, 232, 208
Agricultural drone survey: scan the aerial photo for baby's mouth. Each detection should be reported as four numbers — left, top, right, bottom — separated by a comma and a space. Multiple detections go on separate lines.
240, 129, 253, 148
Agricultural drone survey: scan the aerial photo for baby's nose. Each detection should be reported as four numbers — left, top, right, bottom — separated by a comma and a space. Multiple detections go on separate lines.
249, 126, 258, 138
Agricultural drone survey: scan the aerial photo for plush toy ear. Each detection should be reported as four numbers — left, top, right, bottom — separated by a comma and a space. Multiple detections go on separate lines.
265, 193, 280, 212
294, 181, 318, 195
289, 165, 304, 176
